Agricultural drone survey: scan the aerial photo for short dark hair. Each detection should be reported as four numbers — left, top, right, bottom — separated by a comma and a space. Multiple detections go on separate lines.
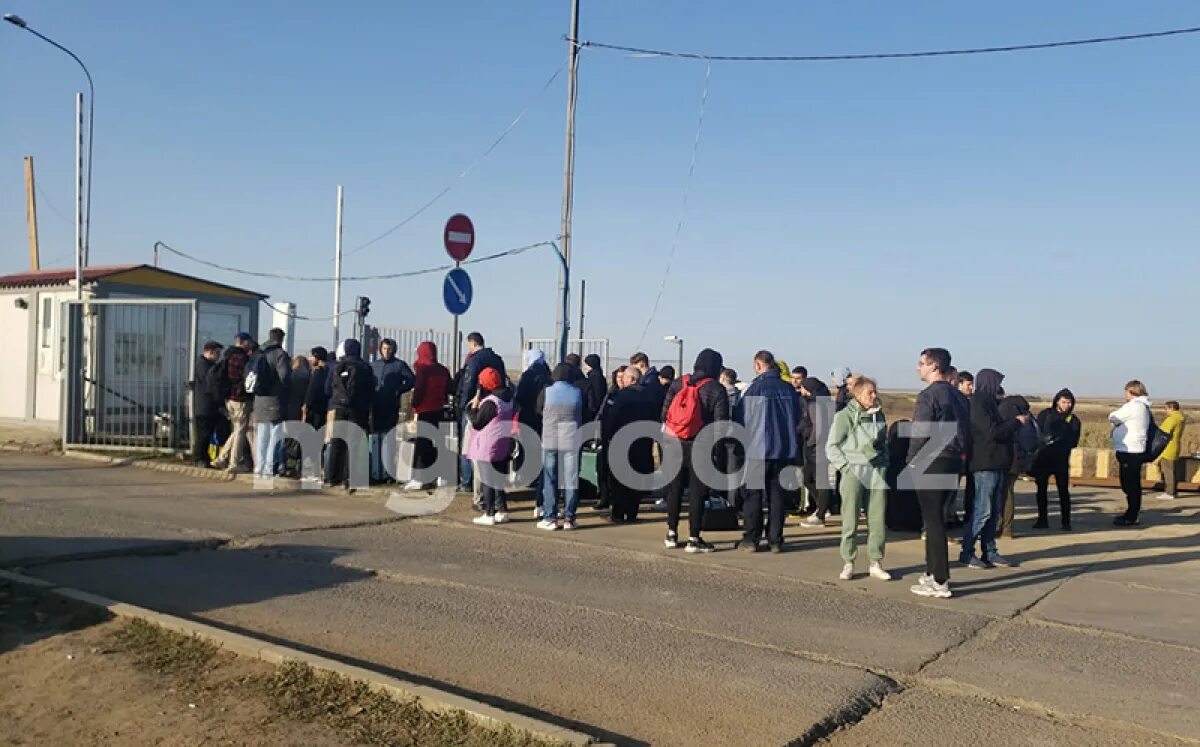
791, 366, 807, 378
658, 365, 675, 381
310, 346, 328, 362
1166, 400, 1181, 411
380, 338, 397, 350
957, 370, 974, 383
721, 368, 738, 382
565, 353, 582, 368
467, 332, 484, 347
202, 340, 223, 354
629, 352, 649, 367
754, 350, 776, 368
920, 347, 952, 373
268, 328, 285, 343
551, 363, 575, 383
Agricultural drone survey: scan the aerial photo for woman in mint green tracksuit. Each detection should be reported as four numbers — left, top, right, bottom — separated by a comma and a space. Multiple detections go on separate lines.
825, 376, 891, 581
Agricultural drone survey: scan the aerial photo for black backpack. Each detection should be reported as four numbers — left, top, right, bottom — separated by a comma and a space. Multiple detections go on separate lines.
335, 360, 365, 408
243, 352, 274, 396
1143, 406, 1172, 463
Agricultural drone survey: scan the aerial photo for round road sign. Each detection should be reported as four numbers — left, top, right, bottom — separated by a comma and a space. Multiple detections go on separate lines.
444, 214, 475, 262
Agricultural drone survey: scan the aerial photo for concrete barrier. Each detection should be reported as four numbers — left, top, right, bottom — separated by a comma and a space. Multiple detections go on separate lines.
1066, 448, 1198, 491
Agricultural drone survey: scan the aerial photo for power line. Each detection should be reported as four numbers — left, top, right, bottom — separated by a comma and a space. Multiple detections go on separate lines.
637, 60, 711, 349
155, 239, 556, 282
341, 64, 565, 259
259, 298, 357, 322
580, 24, 1200, 62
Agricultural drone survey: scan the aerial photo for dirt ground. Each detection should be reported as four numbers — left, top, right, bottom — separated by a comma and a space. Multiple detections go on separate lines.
0, 581, 561, 747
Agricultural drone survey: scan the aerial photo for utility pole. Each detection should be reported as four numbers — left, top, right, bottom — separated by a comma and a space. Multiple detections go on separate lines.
74, 92, 83, 299
24, 156, 39, 270
556, 0, 580, 356
577, 278, 586, 354
333, 185, 344, 348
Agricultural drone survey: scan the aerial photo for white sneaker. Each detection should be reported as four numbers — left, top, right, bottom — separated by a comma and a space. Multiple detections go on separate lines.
435, 476, 448, 488
910, 578, 951, 598
533, 506, 543, 519
472, 514, 496, 526
838, 563, 854, 581
402, 479, 424, 491
869, 562, 892, 581
536, 519, 559, 531
1157, 493, 1177, 501
801, 515, 824, 528
493, 512, 510, 524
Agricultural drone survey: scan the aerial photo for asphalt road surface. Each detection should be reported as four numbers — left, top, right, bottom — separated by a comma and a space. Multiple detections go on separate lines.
2, 453, 1198, 745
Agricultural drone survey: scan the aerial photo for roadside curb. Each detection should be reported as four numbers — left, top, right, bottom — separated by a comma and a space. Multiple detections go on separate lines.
0, 568, 601, 746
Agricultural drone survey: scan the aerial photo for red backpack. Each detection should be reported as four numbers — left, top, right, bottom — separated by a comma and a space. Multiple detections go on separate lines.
664, 375, 711, 439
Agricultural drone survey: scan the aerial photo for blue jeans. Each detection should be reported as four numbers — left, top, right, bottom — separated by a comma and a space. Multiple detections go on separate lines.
541, 448, 580, 521
962, 469, 1005, 561
459, 412, 474, 491
253, 421, 281, 479
369, 432, 393, 482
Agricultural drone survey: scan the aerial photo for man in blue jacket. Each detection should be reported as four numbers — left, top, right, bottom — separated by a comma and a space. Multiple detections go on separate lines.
369, 338, 416, 483
735, 350, 802, 553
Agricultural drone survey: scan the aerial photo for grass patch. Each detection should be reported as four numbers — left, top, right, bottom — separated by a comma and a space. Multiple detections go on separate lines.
110, 618, 219, 684
254, 661, 568, 747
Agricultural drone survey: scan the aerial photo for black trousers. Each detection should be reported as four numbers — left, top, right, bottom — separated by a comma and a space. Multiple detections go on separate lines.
1034, 460, 1072, 525
666, 440, 706, 539
610, 482, 642, 523
412, 411, 442, 473
743, 459, 788, 546
480, 458, 509, 515
1117, 451, 1143, 520
192, 414, 221, 465
916, 487, 953, 584
802, 445, 835, 520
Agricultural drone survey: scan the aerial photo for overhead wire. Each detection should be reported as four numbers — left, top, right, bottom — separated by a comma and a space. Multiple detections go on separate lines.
637, 60, 711, 349
155, 239, 557, 282
579, 24, 1200, 62
341, 64, 565, 259
259, 298, 358, 322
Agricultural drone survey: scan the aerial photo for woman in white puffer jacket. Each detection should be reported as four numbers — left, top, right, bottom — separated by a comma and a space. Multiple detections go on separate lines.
1108, 380, 1150, 526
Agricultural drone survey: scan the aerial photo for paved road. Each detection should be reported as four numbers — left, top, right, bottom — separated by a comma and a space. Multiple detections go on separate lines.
2, 453, 1198, 745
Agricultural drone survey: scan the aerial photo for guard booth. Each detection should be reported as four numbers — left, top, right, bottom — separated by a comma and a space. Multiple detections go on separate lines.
0, 264, 265, 450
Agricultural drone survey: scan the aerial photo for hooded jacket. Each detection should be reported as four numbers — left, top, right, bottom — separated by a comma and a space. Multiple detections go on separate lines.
736, 367, 801, 461
456, 346, 507, 412
1035, 388, 1081, 467
583, 354, 607, 423
969, 368, 1022, 472
798, 377, 832, 451
826, 397, 889, 472
1109, 395, 1151, 454
330, 339, 376, 422
660, 348, 731, 435
412, 341, 452, 416
515, 349, 551, 431
191, 355, 223, 418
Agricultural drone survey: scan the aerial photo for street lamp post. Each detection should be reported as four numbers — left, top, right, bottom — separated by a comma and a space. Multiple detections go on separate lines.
5, 13, 95, 272
664, 335, 684, 376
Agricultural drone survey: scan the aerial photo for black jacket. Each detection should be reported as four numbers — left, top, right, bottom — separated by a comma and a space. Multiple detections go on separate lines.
305, 366, 330, 427
602, 383, 660, 476
330, 340, 376, 423
456, 347, 507, 412
287, 366, 310, 422
583, 358, 607, 423
907, 380, 968, 471
191, 356, 223, 418
1034, 388, 1081, 468
370, 356, 416, 432
799, 377, 832, 451
250, 343, 292, 423
969, 369, 1021, 473
515, 361, 551, 431
660, 348, 731, 435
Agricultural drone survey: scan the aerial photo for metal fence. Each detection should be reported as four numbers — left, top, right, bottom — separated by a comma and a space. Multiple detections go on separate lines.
523, 338, 609, 370
369, 326, 458, 365
62, 299, 197, 451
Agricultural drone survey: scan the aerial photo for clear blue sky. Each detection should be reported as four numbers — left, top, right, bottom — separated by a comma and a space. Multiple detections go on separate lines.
4, 1, 1198, 397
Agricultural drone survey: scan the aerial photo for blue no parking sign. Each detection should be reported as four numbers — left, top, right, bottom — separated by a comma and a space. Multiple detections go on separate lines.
443, 268, 472, 315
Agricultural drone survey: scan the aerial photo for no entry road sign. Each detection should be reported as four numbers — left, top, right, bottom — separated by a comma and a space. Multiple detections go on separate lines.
444, 214, 475, 262
443, 268, 473, 315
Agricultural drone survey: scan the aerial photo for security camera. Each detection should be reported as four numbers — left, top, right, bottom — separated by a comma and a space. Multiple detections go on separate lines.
13, 297, 28, 310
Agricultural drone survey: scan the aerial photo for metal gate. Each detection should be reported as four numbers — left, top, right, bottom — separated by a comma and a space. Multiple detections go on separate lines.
62, 299, 197, 451
368, 326, 459, 365
523, 338, 609, 370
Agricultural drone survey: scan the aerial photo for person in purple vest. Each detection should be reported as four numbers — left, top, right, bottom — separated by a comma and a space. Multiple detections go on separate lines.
466, 367, 515, 526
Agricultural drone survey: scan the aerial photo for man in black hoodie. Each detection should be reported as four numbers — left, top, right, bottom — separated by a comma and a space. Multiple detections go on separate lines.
961, 368, 1028, 569
798, 377, 835, 527
1031, 388, 1081, 530
660, 348, 730, 553
326, 339, 376, 490
582, 354, 607, 422
190, 341, 225, 467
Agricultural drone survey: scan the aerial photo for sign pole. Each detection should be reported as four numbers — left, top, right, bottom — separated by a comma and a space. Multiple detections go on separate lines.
451, 260, 461, 367
333, 185, 344, 348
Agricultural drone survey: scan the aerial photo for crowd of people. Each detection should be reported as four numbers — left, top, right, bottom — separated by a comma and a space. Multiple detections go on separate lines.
191, 333, 1187, 601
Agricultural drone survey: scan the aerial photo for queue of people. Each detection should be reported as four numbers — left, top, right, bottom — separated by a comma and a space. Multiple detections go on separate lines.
192, 332, 1187, 601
